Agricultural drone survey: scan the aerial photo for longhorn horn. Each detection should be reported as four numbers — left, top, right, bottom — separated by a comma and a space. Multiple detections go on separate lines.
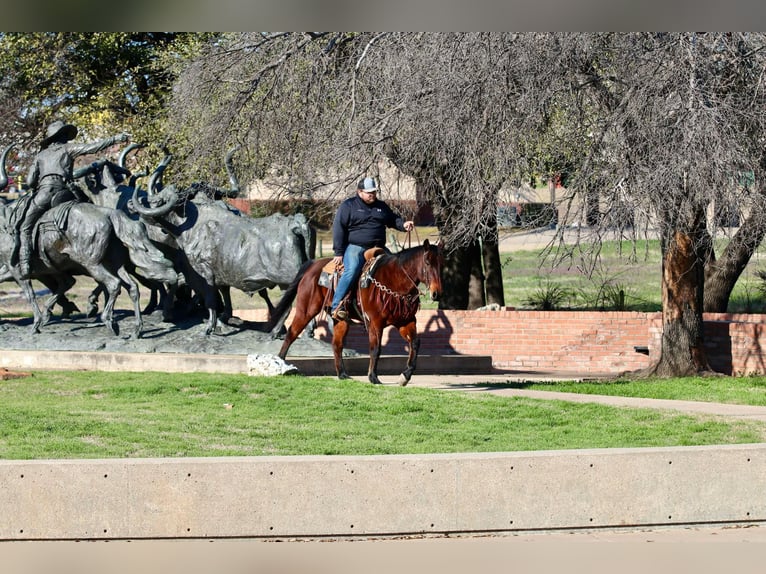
148, 148, 173, 196
72, 159, 107, 180
118, 142, 146, 169
0, 144, 14, 191
131, 180, 178, 218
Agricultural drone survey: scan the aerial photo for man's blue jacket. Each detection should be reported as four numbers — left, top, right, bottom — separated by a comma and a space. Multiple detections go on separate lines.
332, 194, 407, 256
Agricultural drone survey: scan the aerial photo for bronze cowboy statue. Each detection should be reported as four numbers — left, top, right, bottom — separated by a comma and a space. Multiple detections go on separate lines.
14, 120, 128, 278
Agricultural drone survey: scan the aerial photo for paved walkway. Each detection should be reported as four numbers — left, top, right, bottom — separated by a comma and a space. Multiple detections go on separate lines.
398, 372, 766, 422
4, 526, 766, 569
3, 524, 766, 572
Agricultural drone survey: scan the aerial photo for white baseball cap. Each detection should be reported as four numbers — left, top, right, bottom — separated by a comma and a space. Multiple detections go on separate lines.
359, 177, 378, 192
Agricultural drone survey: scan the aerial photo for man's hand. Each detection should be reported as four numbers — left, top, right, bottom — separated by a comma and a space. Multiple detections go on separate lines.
403, 221, 415, 232
333, 255, 343, 269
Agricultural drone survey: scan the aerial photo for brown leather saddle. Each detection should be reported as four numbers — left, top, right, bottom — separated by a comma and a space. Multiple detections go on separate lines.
319, 247, 386, 314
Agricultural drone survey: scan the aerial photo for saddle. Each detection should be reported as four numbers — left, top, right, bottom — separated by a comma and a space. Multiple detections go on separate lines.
318, 247, 387, 318
318, 247, 385, 287
7, 199, 77, 268
39, 200, 76, 233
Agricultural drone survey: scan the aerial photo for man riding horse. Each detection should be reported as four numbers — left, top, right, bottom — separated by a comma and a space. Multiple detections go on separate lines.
16, 120, 128, 278
329, 176, 414, 321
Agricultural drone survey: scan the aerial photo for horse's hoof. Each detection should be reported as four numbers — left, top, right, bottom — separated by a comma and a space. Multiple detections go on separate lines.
397, 374, 410, 387
338, 373, 352, 380
368, 376, 382, 385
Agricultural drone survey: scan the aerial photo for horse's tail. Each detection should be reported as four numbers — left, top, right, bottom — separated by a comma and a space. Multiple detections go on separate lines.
267, 258, 314, 337
107, 209, 178, 285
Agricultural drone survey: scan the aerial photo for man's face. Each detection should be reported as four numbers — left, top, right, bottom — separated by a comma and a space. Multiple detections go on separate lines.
357, 189, 378, 204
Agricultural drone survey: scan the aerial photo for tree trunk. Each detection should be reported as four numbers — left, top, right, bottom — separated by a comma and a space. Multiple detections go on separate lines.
482, 236, 505, 307
585, 187, 600, 227
439, 243, 472, 309
704, 196, 766, 312
467, 240, 485, 309
648, 227, 714, 377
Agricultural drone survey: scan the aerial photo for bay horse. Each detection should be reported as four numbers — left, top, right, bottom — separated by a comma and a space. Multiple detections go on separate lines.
270, 239, 444, 385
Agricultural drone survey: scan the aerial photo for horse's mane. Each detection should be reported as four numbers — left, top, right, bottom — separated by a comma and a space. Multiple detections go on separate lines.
390, 243, 429, 267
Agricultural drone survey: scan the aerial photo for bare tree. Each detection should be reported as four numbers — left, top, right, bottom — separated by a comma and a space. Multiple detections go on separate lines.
168, 33, 766, 376
166, 33, 550, 308
537, 33, 766, 376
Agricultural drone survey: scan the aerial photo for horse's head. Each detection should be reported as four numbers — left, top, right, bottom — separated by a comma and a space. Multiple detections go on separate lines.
421, 238, 444, 302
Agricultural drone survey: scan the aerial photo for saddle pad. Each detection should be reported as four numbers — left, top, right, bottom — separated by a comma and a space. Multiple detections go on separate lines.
321, 247, 383, 274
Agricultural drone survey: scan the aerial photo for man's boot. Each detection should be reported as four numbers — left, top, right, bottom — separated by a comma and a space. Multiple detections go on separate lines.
17, 238, 31, 280
331, 302, 347, 321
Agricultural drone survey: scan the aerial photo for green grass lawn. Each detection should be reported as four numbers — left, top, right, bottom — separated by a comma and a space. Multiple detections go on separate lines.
1, 370, 765, 460
506, 375, 766, 406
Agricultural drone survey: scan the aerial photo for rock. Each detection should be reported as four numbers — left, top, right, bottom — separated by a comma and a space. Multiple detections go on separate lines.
247, 353, 300, 376
475, 303, 503, 311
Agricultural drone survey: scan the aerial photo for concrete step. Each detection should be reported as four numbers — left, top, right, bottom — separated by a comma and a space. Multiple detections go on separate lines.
0, 349, 494, 377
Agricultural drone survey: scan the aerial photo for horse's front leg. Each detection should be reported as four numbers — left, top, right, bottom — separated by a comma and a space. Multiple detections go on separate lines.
397, 322, 420, 386
332, 319, 351, 379
367, 324, 383, 385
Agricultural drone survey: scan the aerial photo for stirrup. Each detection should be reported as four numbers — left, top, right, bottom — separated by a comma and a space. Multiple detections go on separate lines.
332, 307, 348, 321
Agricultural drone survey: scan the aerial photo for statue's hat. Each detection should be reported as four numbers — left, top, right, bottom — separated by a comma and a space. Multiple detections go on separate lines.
41, 120, 78, 149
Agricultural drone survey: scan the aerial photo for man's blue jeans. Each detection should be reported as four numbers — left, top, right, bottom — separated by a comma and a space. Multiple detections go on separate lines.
330, 244, 366, 312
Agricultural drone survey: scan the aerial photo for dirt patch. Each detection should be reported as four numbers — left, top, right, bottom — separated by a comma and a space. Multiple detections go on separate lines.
0, 367, 32, 380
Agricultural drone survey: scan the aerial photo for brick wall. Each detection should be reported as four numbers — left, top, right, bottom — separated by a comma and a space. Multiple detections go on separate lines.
235, 308, 766, 376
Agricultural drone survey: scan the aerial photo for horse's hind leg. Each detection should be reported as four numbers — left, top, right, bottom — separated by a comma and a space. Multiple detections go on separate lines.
397, 322, 420, 386
278, 284, 326, 360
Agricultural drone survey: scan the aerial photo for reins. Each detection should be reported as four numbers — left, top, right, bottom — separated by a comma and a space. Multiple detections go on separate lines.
403, 226, 420, 249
